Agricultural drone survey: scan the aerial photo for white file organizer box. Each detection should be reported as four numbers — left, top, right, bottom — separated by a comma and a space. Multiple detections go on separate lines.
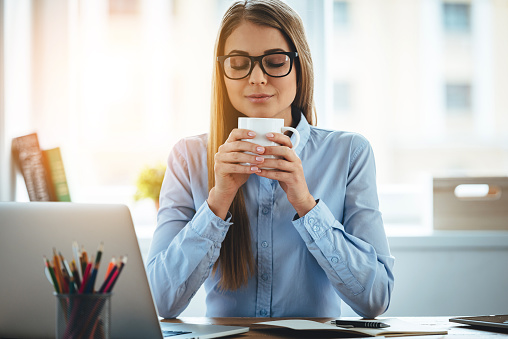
433, 176, 508, 230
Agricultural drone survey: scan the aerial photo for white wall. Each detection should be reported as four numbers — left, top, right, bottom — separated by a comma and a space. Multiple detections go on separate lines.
384, 232, 508, 317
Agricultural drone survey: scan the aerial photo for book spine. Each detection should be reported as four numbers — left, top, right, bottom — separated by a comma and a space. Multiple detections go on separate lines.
42, 147, 71, 202
11, 133, 56, 201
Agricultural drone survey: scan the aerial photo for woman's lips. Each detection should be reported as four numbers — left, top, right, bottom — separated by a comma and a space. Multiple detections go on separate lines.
246, 94, 273, 103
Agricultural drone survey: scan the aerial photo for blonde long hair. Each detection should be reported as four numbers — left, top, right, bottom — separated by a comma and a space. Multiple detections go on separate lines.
207, 0, 316, 290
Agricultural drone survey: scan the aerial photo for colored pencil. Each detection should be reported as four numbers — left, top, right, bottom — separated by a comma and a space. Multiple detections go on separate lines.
84, 243, 103, 293
59, 252, 73, 293
104, 257, 116, 280
79, 258, 93, 294
98, 265, 117, 293
52, 248, 64, 293
72, 241, 82, 282
81, 246, 88, 275
44, 256, 60, 293
70, 260, 81, 289
104, 256, 127, 293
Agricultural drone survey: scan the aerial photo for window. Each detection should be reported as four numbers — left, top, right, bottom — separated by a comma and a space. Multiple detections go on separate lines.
445, 83, 471, 112
2, 0, 507, 235
333, 1, 349, 30
443, 3, 471, 33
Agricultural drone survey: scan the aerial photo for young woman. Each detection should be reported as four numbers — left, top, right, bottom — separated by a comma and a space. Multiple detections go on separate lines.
147, 0, 394, 319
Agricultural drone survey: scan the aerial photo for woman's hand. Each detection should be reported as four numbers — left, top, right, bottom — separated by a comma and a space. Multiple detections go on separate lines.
256, 132, 316, 217
208, 128, 266, 219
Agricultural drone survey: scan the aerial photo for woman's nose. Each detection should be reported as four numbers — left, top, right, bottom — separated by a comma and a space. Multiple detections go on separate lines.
249, 62, 267, 85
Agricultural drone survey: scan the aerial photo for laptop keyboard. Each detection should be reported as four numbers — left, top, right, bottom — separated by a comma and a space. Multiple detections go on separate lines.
163, 330, 193, 337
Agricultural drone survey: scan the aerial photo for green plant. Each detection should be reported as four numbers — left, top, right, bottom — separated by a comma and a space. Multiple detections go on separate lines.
133, 163, 166, 203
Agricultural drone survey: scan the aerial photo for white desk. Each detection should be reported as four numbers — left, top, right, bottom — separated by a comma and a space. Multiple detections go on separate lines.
163, 316, 508, 338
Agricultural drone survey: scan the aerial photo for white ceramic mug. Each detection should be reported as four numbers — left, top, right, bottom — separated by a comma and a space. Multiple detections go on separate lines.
238, 117, 300, 168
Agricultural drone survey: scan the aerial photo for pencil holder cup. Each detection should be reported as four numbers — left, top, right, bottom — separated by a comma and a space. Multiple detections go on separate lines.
55, 293, 112, 339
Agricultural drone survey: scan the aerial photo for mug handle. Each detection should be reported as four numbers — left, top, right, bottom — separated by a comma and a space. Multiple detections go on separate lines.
281, 127, 300, 149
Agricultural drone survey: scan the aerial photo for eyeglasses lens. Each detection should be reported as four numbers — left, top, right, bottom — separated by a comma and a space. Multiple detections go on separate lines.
262, 54, 291, 77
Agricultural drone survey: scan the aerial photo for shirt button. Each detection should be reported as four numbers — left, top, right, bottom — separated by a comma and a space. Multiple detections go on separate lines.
331, 257, 339, 263
260, 309, 268, 316
308, 217, 315, 224
261, 274, 269, 281
313, 225, 321, 233
262, 207, 270, 215
261, 241, 268, 248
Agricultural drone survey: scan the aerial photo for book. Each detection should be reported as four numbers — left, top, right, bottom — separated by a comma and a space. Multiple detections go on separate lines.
42, 147, 71, 202
11, 133, 55, 201
256, 318, 449, 337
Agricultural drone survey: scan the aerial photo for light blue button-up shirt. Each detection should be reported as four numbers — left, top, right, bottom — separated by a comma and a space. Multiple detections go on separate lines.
147, 113, 395, 319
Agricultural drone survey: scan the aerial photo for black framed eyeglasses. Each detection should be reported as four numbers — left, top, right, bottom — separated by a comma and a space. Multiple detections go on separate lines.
217, 52, 298, 80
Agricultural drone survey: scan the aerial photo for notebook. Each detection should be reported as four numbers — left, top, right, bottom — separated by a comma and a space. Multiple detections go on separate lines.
449, 315, 508, 330
0, 202, 249, 338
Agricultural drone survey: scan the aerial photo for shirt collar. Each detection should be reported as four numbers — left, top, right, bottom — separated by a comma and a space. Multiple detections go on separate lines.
291, 112, 310, 157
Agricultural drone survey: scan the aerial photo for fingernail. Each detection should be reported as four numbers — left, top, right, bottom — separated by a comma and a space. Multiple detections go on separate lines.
266, 133, 274, 138
256, 147, 264, 153
248, 131, 256, 137
251, 166, 258, 172
255, 156, 264, 162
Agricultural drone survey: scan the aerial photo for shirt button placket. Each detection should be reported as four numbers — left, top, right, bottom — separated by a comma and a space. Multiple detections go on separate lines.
256, 177, 274, 318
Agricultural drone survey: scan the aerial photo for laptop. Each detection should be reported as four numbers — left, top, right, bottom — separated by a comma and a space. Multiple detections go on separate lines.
450, 315, 508, 331
0, 202, 249, 338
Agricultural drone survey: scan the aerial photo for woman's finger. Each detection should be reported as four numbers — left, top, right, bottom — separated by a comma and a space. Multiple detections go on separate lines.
256, 168, 291, 181
220, 140, 266, 155
217, 152, 265, 165
263, 145, 299, 162
261, 158, 294, 172
216, 162, 261, 174
265, 132, 293, 148
226, 128, 257, 143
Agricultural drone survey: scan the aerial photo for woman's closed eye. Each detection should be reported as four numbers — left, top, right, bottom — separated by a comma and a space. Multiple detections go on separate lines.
263, 54, 289, 69
228, 57, 250, 70
265, 61, 286, 68
230, 62, 250, 70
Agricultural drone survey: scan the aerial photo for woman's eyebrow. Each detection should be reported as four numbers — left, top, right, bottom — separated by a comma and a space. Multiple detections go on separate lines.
227, 49, 249, 55
226, 48, 288, 55
264, 48, 286, 54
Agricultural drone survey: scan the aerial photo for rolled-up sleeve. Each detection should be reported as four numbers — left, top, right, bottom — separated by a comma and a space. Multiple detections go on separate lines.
146, 140, 232, 318
292, 140, 394, 318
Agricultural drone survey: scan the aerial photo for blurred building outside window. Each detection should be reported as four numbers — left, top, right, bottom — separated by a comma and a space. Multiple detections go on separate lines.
2, 0, 507, 237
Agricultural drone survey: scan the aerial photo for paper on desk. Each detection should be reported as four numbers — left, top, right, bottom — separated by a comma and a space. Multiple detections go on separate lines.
257, 319, 337, 330
256, 318, 448, 337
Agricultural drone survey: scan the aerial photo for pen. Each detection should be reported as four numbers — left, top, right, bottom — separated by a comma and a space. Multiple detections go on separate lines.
331, 320, 390, 328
